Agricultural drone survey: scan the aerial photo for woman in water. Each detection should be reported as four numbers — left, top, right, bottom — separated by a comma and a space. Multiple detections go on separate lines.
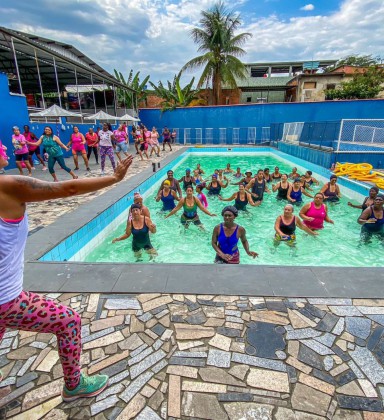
287, 178, 313, 205
245, 169, 270, 205
263, 168, 272, 183
156, 180, 179, 211
223, 163, 234, 174
271, 166, 282, 181
212, 206, 258, 264
219, 184, 257, 211
28, 126, 78, 182
178, 169, 195, 191
233, 167, 243, 179
66, 126, 90, 171
289, 167, 300, 179
195, 163, 205, 175
149, 127, 161, 158
304, 170, 319, 186
12, 126, 33, 176
274, 204, 317, 246
97, 123, 116, 175
358, 194, 384, 244
299, 192, 334, 230
0, 153, 133, 400
157, 170, 182, 199
113, 124, 129, 163
320, 175, 341, 202
272, 174, 291, 200
196, 184, 208, 208
113, 203, 157, 258
348, 187, 379, 211
165, 185, 216, 230
233, 170, 253, 186
192, 169, 204, 186
300, 175, 313, 191
129, 192, 150, 219
206, 174, 229, 196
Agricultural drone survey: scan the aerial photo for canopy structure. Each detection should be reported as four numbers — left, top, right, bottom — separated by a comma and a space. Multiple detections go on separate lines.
119, 114, 140, 122
65, 84, 109, 93
84, 110, 122, 121
30, 104, 81, 117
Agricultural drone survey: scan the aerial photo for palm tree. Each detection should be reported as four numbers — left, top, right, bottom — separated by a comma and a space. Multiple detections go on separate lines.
114, 69, 150, 110
181, 1, 252, 105
149, 73, 201, 112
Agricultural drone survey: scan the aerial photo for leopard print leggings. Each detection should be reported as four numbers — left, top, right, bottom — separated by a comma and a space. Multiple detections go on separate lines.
0, 290, 81, 388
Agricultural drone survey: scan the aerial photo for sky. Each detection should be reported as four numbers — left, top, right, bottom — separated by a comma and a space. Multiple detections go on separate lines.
0, 0, 383, 86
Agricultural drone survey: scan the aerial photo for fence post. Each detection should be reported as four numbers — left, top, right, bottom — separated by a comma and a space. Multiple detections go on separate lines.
336, 119, 343, 152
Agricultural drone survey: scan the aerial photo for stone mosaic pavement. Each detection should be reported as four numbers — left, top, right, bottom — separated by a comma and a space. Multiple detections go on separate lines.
1, 294, 384, 419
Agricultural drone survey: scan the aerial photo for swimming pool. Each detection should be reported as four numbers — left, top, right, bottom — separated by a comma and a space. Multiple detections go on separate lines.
39, 148, 382, 268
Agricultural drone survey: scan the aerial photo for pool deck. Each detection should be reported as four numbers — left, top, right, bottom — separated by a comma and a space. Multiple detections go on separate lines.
23, 146, 384, 298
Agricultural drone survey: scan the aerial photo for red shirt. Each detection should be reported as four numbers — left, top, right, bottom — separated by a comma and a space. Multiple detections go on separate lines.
85, 132, 98, 146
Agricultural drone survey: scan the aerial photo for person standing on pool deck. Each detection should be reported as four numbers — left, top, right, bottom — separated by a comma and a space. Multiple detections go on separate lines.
113, 203, 157, 258
149, 127, 161, 158
165, 185, 216, 230
97, 123, 116, 175
219, 184, 257, 211
12, 126, 33, 176
158, 170, 182, 199
113, 124, 129, 163
156, 180, 179, 211
0, 154, 134, 400
162, 127, 172, 151
171, 128, 177, 144
85, 128, 99, 164
23, 125, 47, 171
300, 193, 334, 230
358, 194, 384, 244
348, 187, 379, 211
245, 169, 270, 205
212, 206, 258, 264
66, 126, 90, 172
320, 175, 341, 202
27, 126, 78, 182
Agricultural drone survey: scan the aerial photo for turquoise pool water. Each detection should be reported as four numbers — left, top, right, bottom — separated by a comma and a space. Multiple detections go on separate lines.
84, 154, 383, 267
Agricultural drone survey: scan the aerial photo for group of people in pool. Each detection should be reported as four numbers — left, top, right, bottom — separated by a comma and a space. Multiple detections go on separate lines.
112, 163, 384, 264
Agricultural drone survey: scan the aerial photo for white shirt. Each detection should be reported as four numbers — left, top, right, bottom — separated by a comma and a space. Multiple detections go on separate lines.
98, 130, 113, 147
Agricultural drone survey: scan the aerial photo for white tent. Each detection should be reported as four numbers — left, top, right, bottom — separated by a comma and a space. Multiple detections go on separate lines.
84, 110, 122, 121
30, 104, 81, 117
119, 113, 140, 122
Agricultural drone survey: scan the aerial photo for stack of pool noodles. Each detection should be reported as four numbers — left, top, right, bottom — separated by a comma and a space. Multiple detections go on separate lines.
334, 163, 384, 189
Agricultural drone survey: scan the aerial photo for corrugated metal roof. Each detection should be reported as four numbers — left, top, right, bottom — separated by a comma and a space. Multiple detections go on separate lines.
235, 76, 294, 88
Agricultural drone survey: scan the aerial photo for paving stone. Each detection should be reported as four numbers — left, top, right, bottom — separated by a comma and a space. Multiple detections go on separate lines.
337, 380, 365, 396
22, 378, 62, 410
169, 356, 206, 367
348, 360, 365, 379
151, 358, 167, 374
356, 306, 384, 315
298, 372, 335, 395
246, 321, 285, 359
6, 347, 38, 360
174, 323, 215, 340
329, 306, 363, 316
250, 311, 289, 325
130, 349, 167, 379
151, 323, 166, 336
311, 369, 336, 385
337, 395, 383, 412
286, 327, 322, 340
286, 365, 297, 383
333, 408, 364, 419
304, 303, 326, 319
142, 296, 173, 312
185, 310, 207, 325
209, 333, 232, 351
288, 309, 315, 329
308, 298, 352, 305
350, 346, 384, 386
177, 340, 204, 351
82, 327, 115, 344
333, 317, 346, 335
91, 395, 119, 416
89, 350, 129, 375
120, 370, 154, 403
315, 312, 340, 332
128, 346, 153, 366
182, 392, 228, 420
199, 366, 245, 386
346, 317, 372, 340
223, 402, 273, 420
297, 343, 323, 370
182, 380, 226, 393
90, 316, 125, 333
266, 299, 288, 313
15, 372, 38, 388
358, 378, 378, 398
367, 315, 384, 326
247, 368, 289, 393
173, 351, 207, 358
291, 382, 332, 416
205, 318, 225, 327
324, 355, 334, 371
301, 339, 334, 355
218, 393, 253, 402
36, 350, 60, 372
332, 344, 351, 362
232, 352, 286, 372
217, 326, 241, 337
367, 326, 384, 351
274, 407, 296, 420
83, 331, 124, 350
207, 349, 231, 368
105, 298, 140, 310
166, 365, 198, 378
337, 370, 357, 386
315, 332, 337, 347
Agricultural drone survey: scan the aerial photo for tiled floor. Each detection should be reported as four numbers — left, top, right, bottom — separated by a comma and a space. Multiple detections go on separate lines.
1, 293, 384, 419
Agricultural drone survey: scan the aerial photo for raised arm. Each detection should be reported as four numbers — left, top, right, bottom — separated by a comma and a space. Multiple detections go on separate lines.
155, 189, 162, 202
172, 190, 180, 201
195, 197, 216, 216
27, 135, 44, 147
272, 182, 280, 193
219, 192, 237, 202
54, 136, 69, 150
145, 217, 157, 234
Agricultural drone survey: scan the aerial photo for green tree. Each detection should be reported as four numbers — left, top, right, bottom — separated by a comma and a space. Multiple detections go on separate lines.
325, 55, 381, 72
149, 73, 201, 112
113, 69, 150, 109
181, 1, 251, 105
325, 66, 384, 100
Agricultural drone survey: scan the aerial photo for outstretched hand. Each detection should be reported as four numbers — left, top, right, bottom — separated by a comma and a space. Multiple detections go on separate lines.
248, 251, 258, 258
114, 155, 134, 182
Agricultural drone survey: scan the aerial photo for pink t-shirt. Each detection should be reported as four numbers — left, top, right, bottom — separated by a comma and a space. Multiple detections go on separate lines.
303, 202, 326, 230
114, 130, 127, 143
23, 132, 38, 151
12, 134, 28, 155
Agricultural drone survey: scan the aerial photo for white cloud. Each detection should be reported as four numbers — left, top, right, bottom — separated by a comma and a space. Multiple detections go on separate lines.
300, 4, 315, 11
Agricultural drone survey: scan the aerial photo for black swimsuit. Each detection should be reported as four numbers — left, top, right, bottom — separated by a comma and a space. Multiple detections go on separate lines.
208, 182, 222, 195
131, 217, 153, 252
277, 182, 289, 200
235, 192, 248, 210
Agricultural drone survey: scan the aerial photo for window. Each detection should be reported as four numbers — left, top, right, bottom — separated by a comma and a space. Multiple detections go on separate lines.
246, 97, 252, 102
303, 82, 317, 89
326, 83, 336, 90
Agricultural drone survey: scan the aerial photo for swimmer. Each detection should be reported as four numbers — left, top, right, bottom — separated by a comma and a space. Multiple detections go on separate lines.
287, 178, 313, 204
263, 168, 272, 183
320, 175, 341, 202
245, 169, 270, 205
195, 163, 205, 175
300, 175, 313, 191
158, 170, 182, 199
156, 180, 179, 211
300, 193, 334, 230
113, 203, 157, 259
233, 167, 244, 179
274, 204, 317, 246
272, 174, 291, 200
0, 154, 133, 400
178, 169, 195, 190
348, 187, 379, 211
196, 184, 208, 208
232, 170, 253, 186
192, 169, 204, 186
217, 169, 228, 182
289, 167, 300, 179
212, 206, 258, 264
206, 174, 228, 196
165, 185, 216, 230
219, 184, 257, 211
358, 194, 384, 244
223, 163, 234, 174
129, 192, 150, 219
271, 166, 282, 181
304, 170, 319, 186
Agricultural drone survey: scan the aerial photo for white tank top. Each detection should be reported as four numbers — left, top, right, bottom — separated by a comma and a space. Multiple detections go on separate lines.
0, 214, 28, 305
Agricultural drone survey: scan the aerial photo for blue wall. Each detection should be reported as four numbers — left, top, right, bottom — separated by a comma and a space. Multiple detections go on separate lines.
277, 142, 333, 169
139, 100, 384, 132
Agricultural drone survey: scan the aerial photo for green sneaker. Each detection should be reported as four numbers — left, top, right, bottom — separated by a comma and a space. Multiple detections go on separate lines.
62, 373, 109, 402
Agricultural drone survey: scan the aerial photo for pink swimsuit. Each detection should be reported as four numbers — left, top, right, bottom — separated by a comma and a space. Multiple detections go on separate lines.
303, 202, 326, 230
71, 133, 85, 152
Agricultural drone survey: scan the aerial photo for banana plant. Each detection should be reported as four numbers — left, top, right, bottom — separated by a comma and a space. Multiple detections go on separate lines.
114, 69, 150, 109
